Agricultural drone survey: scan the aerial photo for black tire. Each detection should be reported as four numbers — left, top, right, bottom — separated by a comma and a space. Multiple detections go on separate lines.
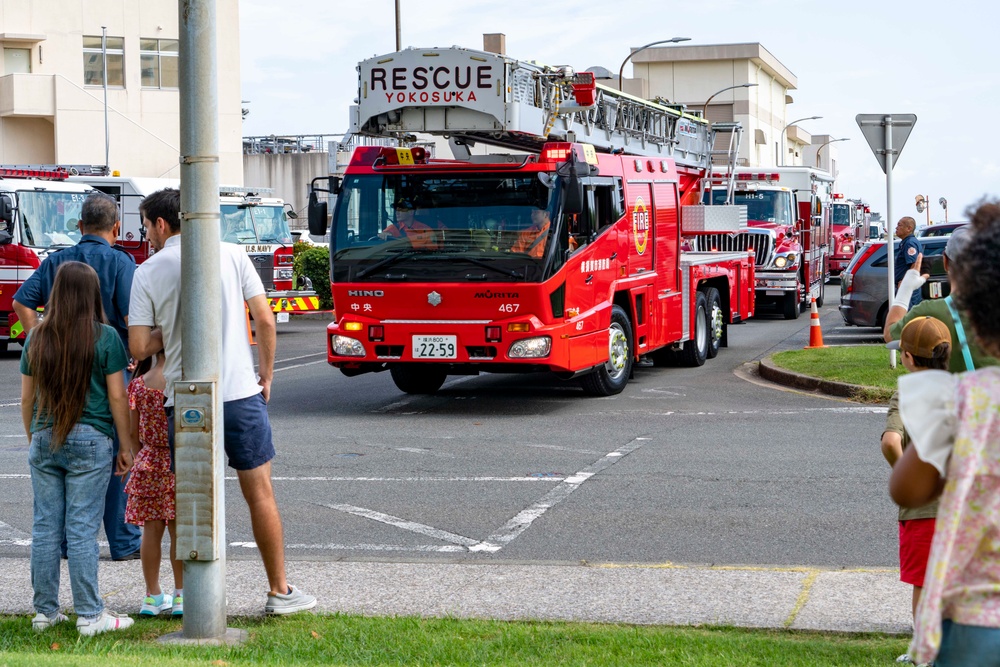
389, 364, 447, 395
679, 292, 709, 367
581, 305, 633, 396
704, 287, 723, 360
815, 287, 824, 309
783, 291, 800, 320
0, 340, 7, 355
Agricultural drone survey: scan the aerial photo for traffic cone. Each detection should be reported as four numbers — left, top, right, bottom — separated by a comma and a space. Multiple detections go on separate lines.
804, 297, 826, 349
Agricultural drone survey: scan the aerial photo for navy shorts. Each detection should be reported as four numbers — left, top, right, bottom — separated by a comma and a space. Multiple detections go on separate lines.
165, 392, 275, 472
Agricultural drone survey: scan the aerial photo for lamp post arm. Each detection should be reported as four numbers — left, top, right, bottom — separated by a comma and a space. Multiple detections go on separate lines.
618, 38, 690, 91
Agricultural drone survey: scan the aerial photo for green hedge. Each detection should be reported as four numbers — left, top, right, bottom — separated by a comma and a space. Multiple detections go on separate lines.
293, 244, 332, 310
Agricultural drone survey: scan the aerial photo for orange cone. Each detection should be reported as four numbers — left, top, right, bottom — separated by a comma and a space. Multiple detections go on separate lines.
804, 297, 826, 349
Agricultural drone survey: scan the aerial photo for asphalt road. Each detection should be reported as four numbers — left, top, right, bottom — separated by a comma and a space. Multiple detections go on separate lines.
0, 284, 894, 569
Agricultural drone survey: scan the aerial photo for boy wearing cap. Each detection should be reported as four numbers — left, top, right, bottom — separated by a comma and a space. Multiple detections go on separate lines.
881, 316, 952, 664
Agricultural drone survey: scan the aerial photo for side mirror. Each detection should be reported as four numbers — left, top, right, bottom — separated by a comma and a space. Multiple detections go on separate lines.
0, 229, 11, 245
0, 194, 12, 224
558, 158, 586, 215
307, 191, 328, 236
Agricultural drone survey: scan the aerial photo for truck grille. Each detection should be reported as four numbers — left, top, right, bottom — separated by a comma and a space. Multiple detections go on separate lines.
689, 230, 774, 267
249, 253, 274, 290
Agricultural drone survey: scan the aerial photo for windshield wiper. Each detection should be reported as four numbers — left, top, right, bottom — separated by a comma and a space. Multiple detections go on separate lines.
355, 248, 431, 278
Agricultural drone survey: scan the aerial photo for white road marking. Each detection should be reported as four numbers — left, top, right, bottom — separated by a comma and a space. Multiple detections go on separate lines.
273, 360, 327, 372
0, 520, 31, 546
0, 401, 22, 408
317, 503, 480, 547
0, 473, 562, 483
469, 437, 646, 553
231, 541, 467, 553
523, 443, 604, 455
583, 406, 887, 416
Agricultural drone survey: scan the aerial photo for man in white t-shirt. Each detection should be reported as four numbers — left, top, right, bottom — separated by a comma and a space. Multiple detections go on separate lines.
128, 188, 315, 615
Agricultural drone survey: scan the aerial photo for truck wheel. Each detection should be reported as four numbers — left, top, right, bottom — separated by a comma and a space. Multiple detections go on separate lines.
815, 288, 825, 308
0, 340, 7, 355
581, 305, 633, 396
679, 292, 709, 367
705, 287, 723, 359
389, 364, 447, 395
782, 292, 800, 320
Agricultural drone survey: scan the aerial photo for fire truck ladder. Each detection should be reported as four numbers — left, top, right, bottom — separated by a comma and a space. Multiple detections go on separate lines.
0, 164, 110, 180
701, 121, 744, 204
353, 47, 743, 172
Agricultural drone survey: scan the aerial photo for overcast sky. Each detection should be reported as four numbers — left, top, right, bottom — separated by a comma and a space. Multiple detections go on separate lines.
240, 0, 997, 223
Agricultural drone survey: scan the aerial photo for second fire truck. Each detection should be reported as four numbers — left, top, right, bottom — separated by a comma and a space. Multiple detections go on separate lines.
307, 45, 755, 396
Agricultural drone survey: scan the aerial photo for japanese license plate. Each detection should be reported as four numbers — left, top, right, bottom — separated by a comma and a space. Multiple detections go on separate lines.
412, 335, 457, 359
276, 312, 290, 323
765, 290, 785, 296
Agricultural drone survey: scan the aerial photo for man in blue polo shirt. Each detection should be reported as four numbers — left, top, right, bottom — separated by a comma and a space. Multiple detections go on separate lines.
894, 216, 923, 309
13, 192, 142, 561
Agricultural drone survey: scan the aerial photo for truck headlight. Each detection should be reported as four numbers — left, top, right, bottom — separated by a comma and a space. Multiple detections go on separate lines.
508, 336, 551, 358
331, 335, 366, 357
840, 243, 853, 254
773, 252, 797, 269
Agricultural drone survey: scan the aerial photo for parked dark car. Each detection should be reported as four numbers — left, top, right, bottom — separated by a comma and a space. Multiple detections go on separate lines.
839, 236, 950, 328
915, 221, 967, 238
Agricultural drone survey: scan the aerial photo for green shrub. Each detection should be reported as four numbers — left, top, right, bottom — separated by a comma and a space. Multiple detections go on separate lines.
293, 245, 332, 310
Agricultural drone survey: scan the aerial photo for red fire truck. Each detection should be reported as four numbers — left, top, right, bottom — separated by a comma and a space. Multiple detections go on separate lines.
306, 46, 755, 395
700, 167, 833, 319
0, 167, 98, 352
828, 192, 858, 278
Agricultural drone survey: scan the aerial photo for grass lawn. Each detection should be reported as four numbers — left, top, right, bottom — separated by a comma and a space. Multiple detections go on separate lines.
770, 345, 905, 402
0, 613, 910, 667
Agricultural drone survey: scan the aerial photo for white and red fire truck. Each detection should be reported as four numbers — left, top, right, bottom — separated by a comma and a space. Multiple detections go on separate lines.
306, 46, 755, 396
67, 175, 320, 320
0, 167, 98, 352
700, 166, 834, 319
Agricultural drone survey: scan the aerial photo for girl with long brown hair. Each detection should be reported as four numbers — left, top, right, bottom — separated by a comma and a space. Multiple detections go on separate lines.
20, 261, 136, 636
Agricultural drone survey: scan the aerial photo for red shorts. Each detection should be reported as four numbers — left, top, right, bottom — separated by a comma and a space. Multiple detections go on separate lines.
899, 518, 936, 586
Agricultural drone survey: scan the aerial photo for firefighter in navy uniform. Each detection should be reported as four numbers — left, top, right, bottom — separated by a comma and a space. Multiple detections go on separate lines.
894, 216, 923, 309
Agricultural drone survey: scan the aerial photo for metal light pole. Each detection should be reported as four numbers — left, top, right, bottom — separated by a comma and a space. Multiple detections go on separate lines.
780, 115, 822, 166
101, 26, 109, 170
815, 137, 849, 169
701, 83, 757, 120
939, 197, 948, 223
617, 37, 691, 92
394, 0, 401, 50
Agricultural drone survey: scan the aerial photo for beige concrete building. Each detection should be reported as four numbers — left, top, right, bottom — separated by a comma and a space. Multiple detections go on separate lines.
626, 43, 836, 171
0, 0, 242, 183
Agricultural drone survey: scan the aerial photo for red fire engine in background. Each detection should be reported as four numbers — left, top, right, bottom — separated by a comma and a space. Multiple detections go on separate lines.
307, 46, 755, 396
0, 167, 100, 352
828, 192, 858, 277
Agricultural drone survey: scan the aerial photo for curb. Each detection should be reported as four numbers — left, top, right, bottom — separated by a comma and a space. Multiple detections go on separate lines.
758, 356, 874, 400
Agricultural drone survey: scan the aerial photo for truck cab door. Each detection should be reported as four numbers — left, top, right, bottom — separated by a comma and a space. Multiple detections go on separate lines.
624, 183, 654, 278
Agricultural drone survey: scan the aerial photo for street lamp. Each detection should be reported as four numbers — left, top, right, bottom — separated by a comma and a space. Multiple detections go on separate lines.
814, 137, 849, 168
701, 83, 758, 121
618, 37, 691, 92
780, 115, 822, 166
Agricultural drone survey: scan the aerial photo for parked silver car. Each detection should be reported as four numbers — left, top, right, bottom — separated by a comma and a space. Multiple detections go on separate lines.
839, 236, 950, 328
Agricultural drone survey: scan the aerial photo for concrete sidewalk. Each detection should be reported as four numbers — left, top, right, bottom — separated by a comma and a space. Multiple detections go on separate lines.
0, 556, 910, 633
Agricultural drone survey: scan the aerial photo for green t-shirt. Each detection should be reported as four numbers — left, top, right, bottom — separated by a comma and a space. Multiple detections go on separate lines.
20, 323, 129, 439
884, 391, 939, 521
889, 298, 1000, 373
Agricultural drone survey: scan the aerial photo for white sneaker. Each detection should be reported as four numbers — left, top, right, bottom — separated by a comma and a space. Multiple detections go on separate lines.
139, 593, 173, 616
896, 654, 913, 664
32, 611, 68, 632
77, 610, 134, 636
264, 585, 317, 615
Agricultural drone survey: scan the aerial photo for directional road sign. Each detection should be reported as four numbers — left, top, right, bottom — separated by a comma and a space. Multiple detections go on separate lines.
856, 114, 917, 174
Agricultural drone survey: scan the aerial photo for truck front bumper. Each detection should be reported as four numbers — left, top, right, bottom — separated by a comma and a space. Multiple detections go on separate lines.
755, 271, 798, 294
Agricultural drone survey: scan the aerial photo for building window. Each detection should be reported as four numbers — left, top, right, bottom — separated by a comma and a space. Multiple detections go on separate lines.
83, 35, 124, 87
140, 39, 178, 89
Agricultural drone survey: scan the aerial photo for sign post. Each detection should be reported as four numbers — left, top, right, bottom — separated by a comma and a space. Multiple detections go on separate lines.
856, 114, 916, 367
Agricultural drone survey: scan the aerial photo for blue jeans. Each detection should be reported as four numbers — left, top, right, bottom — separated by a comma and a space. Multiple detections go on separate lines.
29, 424, 113, 618
104, 432, 141, 558
936, 619, 1000, 666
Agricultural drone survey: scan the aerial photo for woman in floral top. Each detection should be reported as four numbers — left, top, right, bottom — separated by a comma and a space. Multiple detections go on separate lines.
124, 349, 182, 617
890, 200, 1000, 666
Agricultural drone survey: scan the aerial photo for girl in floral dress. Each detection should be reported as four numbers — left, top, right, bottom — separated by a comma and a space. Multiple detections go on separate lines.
125, 349, 182, 617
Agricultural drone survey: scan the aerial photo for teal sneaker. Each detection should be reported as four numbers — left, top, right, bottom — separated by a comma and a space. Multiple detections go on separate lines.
139, 593, 172, 616
171, 594, 183, 617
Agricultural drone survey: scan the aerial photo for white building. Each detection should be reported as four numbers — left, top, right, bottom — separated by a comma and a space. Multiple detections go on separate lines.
0, 0, 242, 183
626, 42, 838, 172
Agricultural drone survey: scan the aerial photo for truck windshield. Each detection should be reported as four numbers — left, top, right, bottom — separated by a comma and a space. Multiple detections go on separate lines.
330, 173, 559, 283
16, 190, 89, 249
221, 204, 293, 244
708, 189, 794, 226
831, 203, 851, 226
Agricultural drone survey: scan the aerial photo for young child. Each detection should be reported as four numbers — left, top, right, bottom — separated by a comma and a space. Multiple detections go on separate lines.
124, 349, 182, 617
890, 199, 1000, 666
881, 316, 951, 666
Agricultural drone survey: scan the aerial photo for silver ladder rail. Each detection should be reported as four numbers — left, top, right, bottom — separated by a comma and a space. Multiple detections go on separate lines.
701, 121, 743, 204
